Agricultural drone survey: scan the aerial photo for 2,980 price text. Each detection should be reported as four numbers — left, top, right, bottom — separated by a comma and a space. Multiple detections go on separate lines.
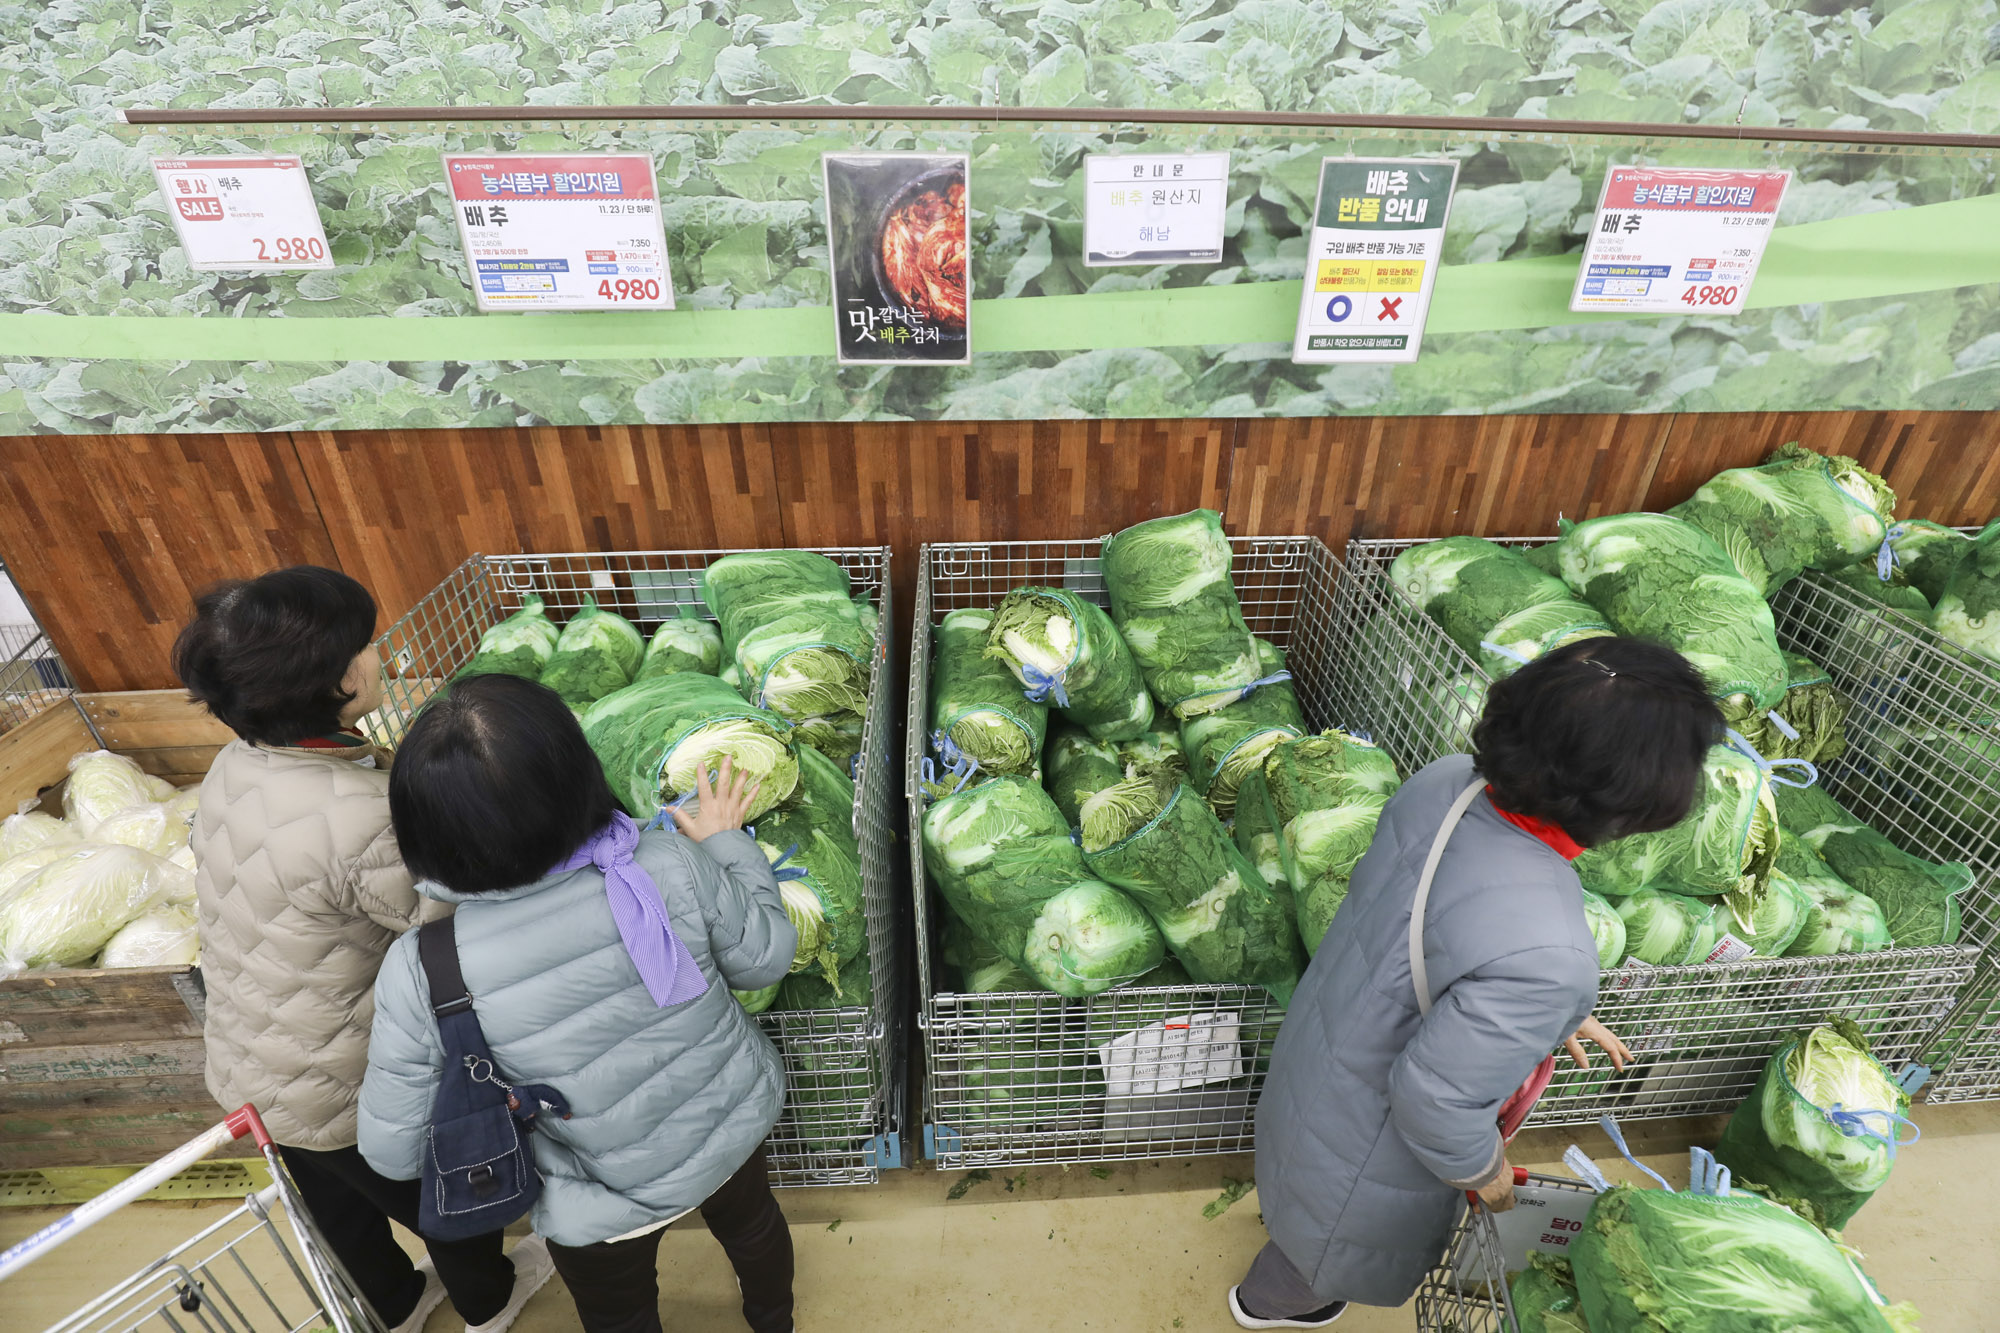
253, 236, 327, 263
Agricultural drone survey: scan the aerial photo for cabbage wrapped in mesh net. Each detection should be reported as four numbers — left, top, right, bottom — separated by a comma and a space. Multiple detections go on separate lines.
1716, 1017, 1909, 1232
1932, 518, 2000, 665
1549, 513, 1789, 709
1389, 536, 1613, 679
985, 587, 1154, 741
1253, 731, 1401, 955
1774, 781, 1966, 947
1614, 887, 1723, 965
1885, 518, 1972, 605
1581, 887, 1627, 968
635, 612, 723, 682
1231, 767, 1287, 896
945, 914, 1038, 993
1826, 562, 1932, 618
456, 595, 561, 682
930, 608, 1048, 776
0, 843, 174, 970
773, 952, 871, 1012
1776, 839, 1893, 956
1101, 510, 1263, 718
538, 595, 644, 708
1575, 745, 1779, 914
1042, 723, 1126, 828
63, 750, 157, 837
1080, 770, 1304, 1001
1180, 672, 1304, 818
1730, 866, 1811, 957
753, 746, 865, 1001
1719, 652, 1849, 768
100, 902, 199, 968
1864, 721, 2000, 842
1667, 444, 1895, 596
1509, 1253, 1590, 1333
1571, 1182, 1918, 1333
0, 810, 74, 860
581, 672, 798, 823
923, 775, 1164, 998
1119, 717, 1189, 782
702, 550, 874, 723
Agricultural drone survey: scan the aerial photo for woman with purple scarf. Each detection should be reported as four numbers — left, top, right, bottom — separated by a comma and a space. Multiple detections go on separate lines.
358, 674, 800, 1333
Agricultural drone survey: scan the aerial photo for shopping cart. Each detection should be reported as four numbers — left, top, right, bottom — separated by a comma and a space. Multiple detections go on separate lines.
1414, 1171, 1598, 1333
0, 1105, 385, 1333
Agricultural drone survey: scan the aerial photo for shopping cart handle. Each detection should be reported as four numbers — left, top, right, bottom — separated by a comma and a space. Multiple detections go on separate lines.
1464, 1167, 1532, 1206
225, 1105, 275, 1149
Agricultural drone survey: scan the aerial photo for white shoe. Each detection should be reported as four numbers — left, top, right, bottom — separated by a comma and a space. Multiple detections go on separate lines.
1228, 1284, 1347, 1329
391, 1259, 446, 1333
465, 1234, 557, 1333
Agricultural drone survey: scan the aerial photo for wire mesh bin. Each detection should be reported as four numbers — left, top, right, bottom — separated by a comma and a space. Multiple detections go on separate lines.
1414, 1173, 1598, 1333
1924, 960, 2000, 1103
0, 625, 75, 733
908, 536, 1352, 1169
1330, 539, 1978, 1123
367, 548, 903, 1186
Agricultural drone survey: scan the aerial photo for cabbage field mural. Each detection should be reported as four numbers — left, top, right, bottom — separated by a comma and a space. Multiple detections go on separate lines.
0, 0, 1995, 432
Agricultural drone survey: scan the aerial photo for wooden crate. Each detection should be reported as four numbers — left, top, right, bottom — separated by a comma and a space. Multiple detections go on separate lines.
0, 691, 241, 1169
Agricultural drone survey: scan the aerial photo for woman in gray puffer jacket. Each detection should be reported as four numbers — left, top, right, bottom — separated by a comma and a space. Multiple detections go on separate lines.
358, 674, 799, 1333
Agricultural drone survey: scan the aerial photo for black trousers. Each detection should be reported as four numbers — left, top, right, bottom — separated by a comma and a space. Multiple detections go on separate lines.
279, 1143, 516, 1327
546, 1148, 794, 1333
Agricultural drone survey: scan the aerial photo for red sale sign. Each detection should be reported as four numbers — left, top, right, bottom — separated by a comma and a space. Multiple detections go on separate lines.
151, 156, 333, 271
1571, 165, 1790, 316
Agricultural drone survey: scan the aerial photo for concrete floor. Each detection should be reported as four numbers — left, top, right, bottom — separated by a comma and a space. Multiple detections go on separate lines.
4, 1103, 1995, 1332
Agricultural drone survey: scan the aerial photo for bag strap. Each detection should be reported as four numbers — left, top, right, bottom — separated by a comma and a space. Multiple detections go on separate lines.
1409, 780, 1488, 1018
418, 916, 476, 1021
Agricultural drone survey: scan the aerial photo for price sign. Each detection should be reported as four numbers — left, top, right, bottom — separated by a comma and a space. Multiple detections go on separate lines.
151, 156, 334, 272
1291, 158, 1457, 365
1084, 152, 1229, 266
1096, 1012, 1246, 1098
442, 152, 675, 312
1570, 166, 1790, 316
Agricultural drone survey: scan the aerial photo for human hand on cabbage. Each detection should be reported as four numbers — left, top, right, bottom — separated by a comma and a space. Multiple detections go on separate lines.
671, 755, 762, 842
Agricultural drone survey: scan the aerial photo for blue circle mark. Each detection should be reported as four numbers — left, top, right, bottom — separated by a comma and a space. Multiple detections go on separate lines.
1325, 295, 1353, 322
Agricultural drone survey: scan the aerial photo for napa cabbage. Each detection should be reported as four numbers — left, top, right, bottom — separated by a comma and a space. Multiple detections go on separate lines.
702, 550, 874, 724
90, 802, 191, 861
1884, 519, 1972, 605
1667, 444, 1894, 595
985, 587, 1155, 741
752, 744, 866, 1000
1614, 887, 1722, 965
456, 595, 561, 682
1930, 518, 2000, 665
1509, 1253, 1590, 1333
1254, 731, 1400, 955
1776, 838, 1893, 956
1389, 536, 1612, 678
1580, 887, 1627, 968
0, 810, 74, 859
931, 607, 1048, 775
1774, 781, 1967, 948
582, 672, 798, 822
1574, 745, 1779, 913
538, 594, 645, 708
0, 843, 174, 970
1101, 509, 1263, 717
63, 750, 156, 837
100, 902, 199, 968
1179, 650, 1305, 816
636, 612, 723, 681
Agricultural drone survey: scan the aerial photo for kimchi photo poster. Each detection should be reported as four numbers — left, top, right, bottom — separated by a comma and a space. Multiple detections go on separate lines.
823, 152, 971, 366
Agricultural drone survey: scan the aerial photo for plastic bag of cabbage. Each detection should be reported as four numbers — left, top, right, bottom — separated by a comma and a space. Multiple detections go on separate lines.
1079, 770, 1304, 1001
1715, 1018, 1910, 1232
1774, 782, 1967, 948
582, 672, 798, 823
986, 587, 1154, 741
1548, 513, 1788, 711
1574, 745, 1780, 911
1388, 536, 1612, 678
100, 903, 200, 968
1180, 640, 1304, 817
1248, 730, 1400, 955
0, 844, 177, 970
537, 595, 645, 709
1101, 510, 1264, 718
930, 608, 1048, 775
1667, 444, 1895, 596
1932, 518, 2000, 665
65, 750, 173, 837
750, 745, 865, 1005
636, 611, 723, 681
1571, 1179, 1920, 1333
923, 776, 1164, 998
456, 595, 561, 682
702, 551, 874, 727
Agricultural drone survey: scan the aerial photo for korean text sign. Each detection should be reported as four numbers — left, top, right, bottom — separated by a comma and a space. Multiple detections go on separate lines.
443, 153, 675, 312
1570, 166, 1790, 315
1292, 159, 1458, 365
152, 156, 334, 272
1083, 152, 1229, 266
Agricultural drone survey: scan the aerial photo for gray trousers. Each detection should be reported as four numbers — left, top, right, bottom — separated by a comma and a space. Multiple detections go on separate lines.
1239, 1239, 1330, 1318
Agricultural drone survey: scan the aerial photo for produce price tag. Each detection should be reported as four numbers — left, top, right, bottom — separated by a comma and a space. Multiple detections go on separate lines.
1083, 152, 1230, 266
1473, 1183, 1600, 1280
1292, 157, 1457, 365
442, 153, 674, 312
1701, 932, 1756, 964
151, 156, 334, 271
1570, 166, 1790, 316
1097, 1012, 1244, 1097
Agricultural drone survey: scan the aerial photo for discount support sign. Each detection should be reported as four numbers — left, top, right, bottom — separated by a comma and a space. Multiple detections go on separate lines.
1570, 166, 1792, 317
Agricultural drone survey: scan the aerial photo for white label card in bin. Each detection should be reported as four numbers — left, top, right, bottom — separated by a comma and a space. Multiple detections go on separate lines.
1097, 1012, 1245, 1097
1466, 1185, 1598, 1280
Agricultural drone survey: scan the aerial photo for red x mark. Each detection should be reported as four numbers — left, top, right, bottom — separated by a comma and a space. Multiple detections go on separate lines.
1379, 296, 1403, 320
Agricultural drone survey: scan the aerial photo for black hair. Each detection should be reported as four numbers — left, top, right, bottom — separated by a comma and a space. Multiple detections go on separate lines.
171, 566, 378, 746
1472, 636, 1721, 849
389, 673, 623, 895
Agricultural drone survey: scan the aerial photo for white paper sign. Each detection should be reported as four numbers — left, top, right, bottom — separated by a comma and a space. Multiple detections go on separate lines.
1292, 158, 1458, 364
443, 152, 674, 312
1096, 1012, 1245, 1097
1474, 1183, 1599, 1278
152, 156, 334, 271
1084, 152, 1229, 266
1570, 166, 1790, 315
1701, 932, 1756, 965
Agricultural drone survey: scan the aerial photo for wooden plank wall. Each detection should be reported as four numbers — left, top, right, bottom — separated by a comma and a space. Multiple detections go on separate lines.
0, 412, 1990, 691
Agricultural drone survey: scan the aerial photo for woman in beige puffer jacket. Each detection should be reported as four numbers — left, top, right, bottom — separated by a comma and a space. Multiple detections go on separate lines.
175, 567, 549, 1333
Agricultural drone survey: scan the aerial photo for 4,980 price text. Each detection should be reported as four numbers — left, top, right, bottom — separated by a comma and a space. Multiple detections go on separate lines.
1679, 284, 1740, 307
596, 278, 663, 302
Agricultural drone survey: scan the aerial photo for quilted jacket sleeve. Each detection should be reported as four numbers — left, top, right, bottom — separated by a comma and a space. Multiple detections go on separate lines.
356, 935, 441, 1182
688, 829, 797, 992
345, 822, 428, 934
1386, 943, 1597, 1189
